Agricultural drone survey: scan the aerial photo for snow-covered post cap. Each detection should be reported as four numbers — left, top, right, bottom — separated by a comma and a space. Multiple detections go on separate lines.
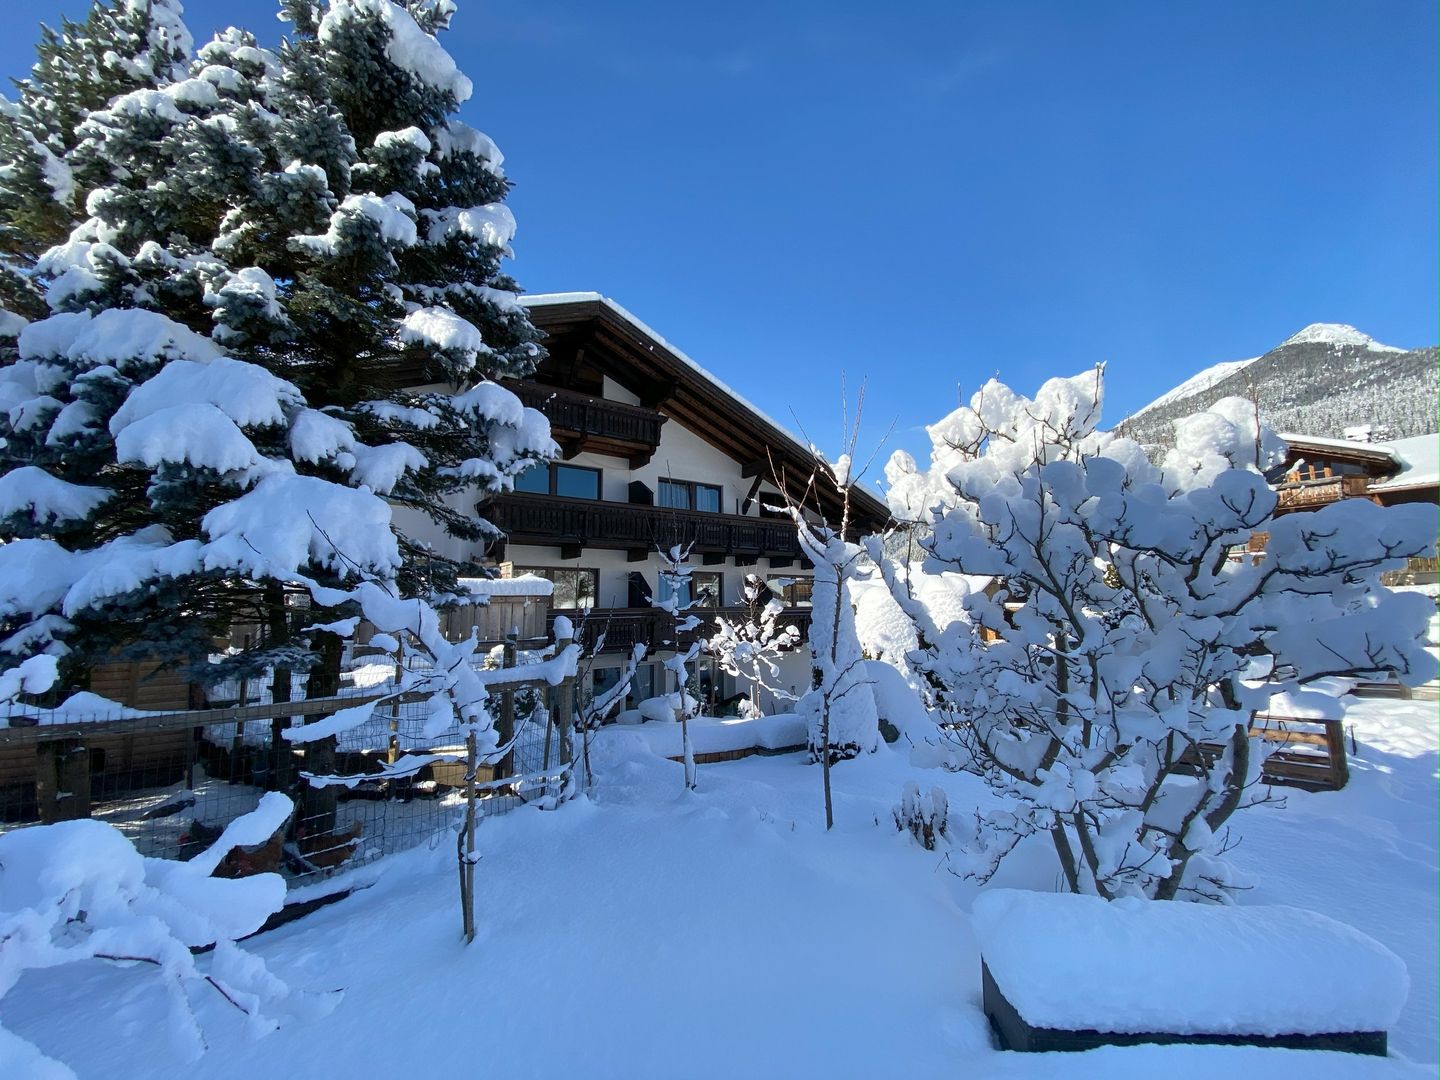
552, 614, 574, 645
971, 889, 1408, 1044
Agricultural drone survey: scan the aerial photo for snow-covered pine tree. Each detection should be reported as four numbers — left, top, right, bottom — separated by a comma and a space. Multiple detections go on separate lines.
0, 16, 308, 682
266, 0, 550, 604
874, 369, 1436, 900
0, 0, 191, 323
0, 1, 553, 714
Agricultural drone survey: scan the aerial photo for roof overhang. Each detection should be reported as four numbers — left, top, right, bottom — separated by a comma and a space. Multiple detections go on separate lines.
520, 293, 892, 533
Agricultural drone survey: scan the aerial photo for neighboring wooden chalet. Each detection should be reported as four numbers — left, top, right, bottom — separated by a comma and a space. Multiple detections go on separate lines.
1261, 432, 1438, 585
477, 291, 892, 712
1272, 432, 1439, 513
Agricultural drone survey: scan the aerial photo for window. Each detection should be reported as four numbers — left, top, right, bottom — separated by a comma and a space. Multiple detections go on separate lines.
694, 571, 721, 607
629, 662, 657, 708
657, 570, 722, 609
512, 463, 601, 500
514, 463, 549, 494
592, 665, 622, 708
516, 566, 598, 610
554, 464, 600, 499
657, 478, 722, 513
767, 576, 812, 607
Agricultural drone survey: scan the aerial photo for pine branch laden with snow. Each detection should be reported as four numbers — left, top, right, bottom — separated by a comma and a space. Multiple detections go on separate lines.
709, 574, 800, 716
874, 366, 1436, 901
0, 0, 557, 694
0, 794, 335, 1078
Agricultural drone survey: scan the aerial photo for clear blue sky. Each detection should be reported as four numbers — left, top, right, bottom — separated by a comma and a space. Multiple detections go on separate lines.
2, 1, 1436, 468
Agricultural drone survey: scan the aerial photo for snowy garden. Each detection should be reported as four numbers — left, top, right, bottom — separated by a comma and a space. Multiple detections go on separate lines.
0, 0, 1435, 1077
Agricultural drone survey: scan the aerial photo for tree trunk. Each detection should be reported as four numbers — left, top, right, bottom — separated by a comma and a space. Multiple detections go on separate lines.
1050, 815, 1081, 893
681, 711, 696, 791
821, 704, 833, 830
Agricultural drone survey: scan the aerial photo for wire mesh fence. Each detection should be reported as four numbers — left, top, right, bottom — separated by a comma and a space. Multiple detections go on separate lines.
0, 674, 565, 891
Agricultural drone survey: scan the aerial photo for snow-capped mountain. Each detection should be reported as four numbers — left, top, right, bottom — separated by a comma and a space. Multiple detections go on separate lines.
1118, 323, 1438, 446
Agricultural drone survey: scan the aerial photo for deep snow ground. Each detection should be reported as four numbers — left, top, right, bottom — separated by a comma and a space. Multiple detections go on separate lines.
4, 699, 1436, 1079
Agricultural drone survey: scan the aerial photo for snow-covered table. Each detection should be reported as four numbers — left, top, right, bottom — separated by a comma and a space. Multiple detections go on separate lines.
972, 889, 1408, 1056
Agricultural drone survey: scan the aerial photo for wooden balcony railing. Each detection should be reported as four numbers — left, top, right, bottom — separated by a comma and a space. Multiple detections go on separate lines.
1275, 475, 1370, 511
506, 381, 665, 463
547, 607, 813, 653
488, 493, 804, 560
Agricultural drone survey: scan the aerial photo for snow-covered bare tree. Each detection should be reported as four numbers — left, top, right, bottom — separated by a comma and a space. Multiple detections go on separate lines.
572, 639, 646, 790
874, 368, 1437, 900
650, 543, 704, 790
709, 573, 800, 718
777, 406, 882, 831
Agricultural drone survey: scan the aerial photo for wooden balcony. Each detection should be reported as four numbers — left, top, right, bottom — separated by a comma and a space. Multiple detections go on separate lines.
506, 380, 666, 465
1275, 474, 1371, 511
487, 493, 805, 561
547, 606, 813, 653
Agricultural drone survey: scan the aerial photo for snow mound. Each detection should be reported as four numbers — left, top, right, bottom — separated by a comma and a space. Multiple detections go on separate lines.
593, 714, 807, 758
973, 889, 1409, 1037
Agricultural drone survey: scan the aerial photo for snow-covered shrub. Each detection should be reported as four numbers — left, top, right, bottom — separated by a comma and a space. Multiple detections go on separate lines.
874, 367, 1436, 900
0, 794, 331, 1076
892, 781, 949, 850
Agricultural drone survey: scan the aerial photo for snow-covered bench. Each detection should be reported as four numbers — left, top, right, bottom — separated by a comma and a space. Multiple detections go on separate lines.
972, 890, 1407, 1056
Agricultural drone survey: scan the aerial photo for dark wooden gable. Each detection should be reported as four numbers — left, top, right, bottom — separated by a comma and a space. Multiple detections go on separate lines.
523, 296, 893, 534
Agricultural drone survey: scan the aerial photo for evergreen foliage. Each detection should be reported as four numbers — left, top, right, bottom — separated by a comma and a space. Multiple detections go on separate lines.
0, 0, 554, 697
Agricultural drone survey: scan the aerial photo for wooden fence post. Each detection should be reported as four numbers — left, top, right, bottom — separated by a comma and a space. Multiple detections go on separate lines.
461, 723, 478, 943
36, 739, 91, 824
495, 637, 516, 779
555, 627, 574, 768
388, 640, 404, 766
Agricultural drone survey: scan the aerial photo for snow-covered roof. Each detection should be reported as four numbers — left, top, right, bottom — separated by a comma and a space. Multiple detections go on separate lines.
1278, 431, 1401, 461
521, 292, 800, 455
1371, 433, 1440, 492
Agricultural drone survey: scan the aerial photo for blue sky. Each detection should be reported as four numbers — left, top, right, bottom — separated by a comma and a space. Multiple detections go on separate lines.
2, 1, 1435, 468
